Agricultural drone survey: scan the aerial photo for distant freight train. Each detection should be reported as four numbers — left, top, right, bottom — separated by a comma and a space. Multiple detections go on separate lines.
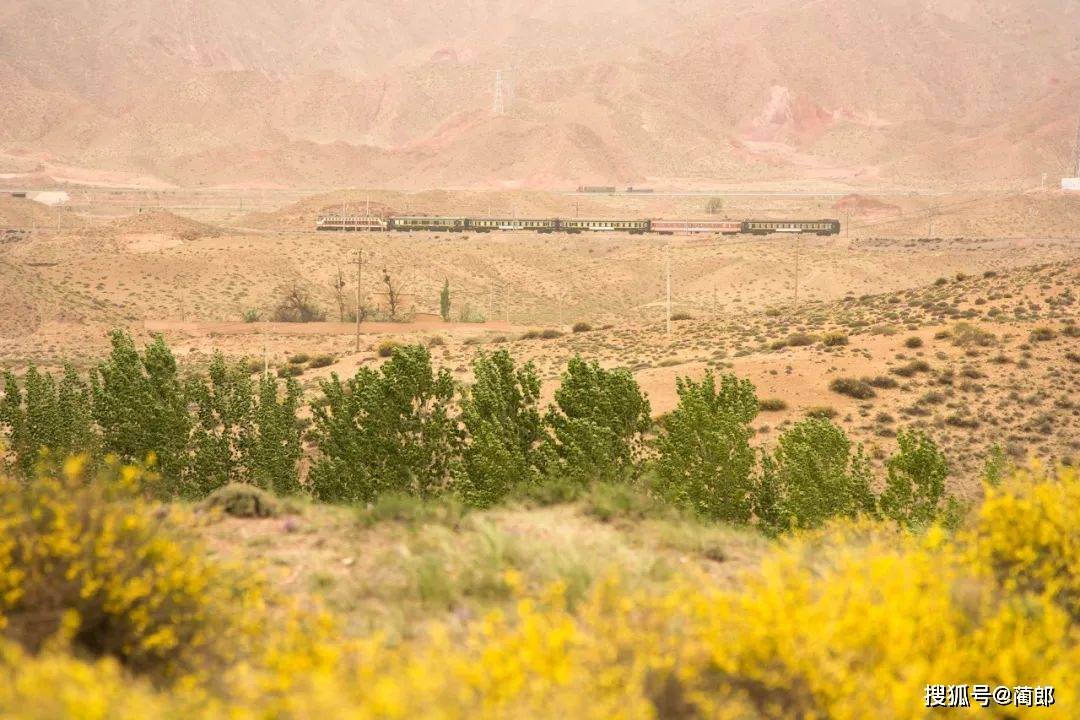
315, 215, 840, 236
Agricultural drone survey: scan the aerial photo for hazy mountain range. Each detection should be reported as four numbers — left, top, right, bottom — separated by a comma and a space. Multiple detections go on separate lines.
2, 0, 1078, 188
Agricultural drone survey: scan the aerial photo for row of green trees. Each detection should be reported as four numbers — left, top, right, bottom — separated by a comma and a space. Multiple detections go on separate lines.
1, 331, 303, 497
0, 331, 959, 533
303, 343, 958, 533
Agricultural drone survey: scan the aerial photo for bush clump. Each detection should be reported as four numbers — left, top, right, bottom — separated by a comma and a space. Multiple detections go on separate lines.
758, 397, 788, 412
829, 377, 876, 400
1029, 326, 1056, 342
0, 458, 265, 680
198, 482, 280, 518
890, 359, 931, 377
785, 332, 816, 347
950, 321, 995, 348
376, 340, 401, 358
571, 322, 593, 333
821, 331, 849, 347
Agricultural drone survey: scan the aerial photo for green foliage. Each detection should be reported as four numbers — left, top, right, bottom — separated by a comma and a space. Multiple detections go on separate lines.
545, 356, 650, 484
90, 331, 190, 491
357, 492, 466, 529
309, 344, 461, 503
198, 482, 280, 518
0, 364, 96, 478
439, 279, 451, 322
250, 372, 303, 495
457, 350, 547, 508
755, 418, 876, 534
584, 481, 674, 523
1028, 326, 1056, 342
879, 428, 957, 528
981, 443, 1009, 487
821, 331, 849, 347
185, 353, 255, 496
183, 354, 304, 498
376, 340, 400, 358
654, 371, 758, 522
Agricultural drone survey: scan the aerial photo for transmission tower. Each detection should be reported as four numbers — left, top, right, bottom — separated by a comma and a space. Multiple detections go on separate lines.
1073, 110, 1080, 177
493, 69, 505, 116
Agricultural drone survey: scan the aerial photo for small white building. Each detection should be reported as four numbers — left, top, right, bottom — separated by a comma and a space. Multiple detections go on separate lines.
1062, 178, 1080, 192
28, 190, 70, 206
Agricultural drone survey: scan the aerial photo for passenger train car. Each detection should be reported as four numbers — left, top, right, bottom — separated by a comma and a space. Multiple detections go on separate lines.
314, 215, 387, 231
560, 218, 650, 234
315, 214, 841, 236
744, 219, 840, 235
650, 219, 743, 235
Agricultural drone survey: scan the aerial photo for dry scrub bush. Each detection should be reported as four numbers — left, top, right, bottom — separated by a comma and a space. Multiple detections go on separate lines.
0, 465, 1077, 718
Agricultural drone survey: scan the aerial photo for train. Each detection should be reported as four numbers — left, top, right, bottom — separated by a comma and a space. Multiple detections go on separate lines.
315, 214, 840, 236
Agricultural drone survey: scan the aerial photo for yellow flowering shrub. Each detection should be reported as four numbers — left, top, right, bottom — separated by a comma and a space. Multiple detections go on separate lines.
0, 462, 1076, 718
0, 456, 273, 680
970, 462, 1079, 618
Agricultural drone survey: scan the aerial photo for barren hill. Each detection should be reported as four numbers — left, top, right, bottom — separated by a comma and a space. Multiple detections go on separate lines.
2, 1, 1078, 189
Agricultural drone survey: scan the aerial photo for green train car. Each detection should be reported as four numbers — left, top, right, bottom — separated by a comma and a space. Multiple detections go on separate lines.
470, 218, 558, 232
558, 218, 649, 234
744, 219, 840, 236
388, 216, 467, 232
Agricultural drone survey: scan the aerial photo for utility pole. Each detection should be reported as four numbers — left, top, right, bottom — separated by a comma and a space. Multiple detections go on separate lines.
928, 206, 935, 237
505, 281, 510, 325
665, 244, 672, 334
262, 344, 268, 375
793, 235, 801, 312
712, 284, 717, 321
355, 250, 363, 353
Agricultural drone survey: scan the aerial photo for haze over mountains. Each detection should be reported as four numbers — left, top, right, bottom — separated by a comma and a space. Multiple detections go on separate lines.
2, 0, 1078, 189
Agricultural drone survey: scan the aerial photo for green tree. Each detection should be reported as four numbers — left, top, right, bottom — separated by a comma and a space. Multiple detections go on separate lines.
879, 428, 956, 528
0, 364, 96, 477
439, 278, 451, 322
309, 344, 461, 503
91, 330, 191, 490
185, 353, 255, 496
250, 372, 303, 495
458, 349, 547, 507
545, 356, 650, 483
755, 417, 875, 534
655, 371, 758, 523
183, 353, 303, 498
